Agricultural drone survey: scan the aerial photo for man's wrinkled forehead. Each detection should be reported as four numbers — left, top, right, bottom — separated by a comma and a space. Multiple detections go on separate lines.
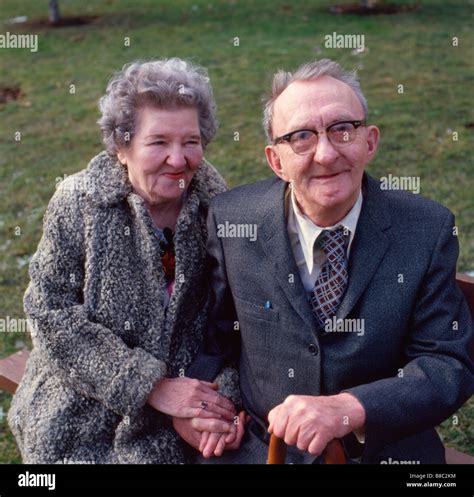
272, 76, 364, 133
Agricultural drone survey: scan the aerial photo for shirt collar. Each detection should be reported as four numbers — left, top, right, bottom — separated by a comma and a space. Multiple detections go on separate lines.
288, 186, 363, 274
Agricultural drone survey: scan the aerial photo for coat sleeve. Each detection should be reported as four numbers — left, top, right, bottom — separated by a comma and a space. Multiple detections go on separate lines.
345, 211, 474, 458
24, 184, 168, 418
186, 205, 242, 406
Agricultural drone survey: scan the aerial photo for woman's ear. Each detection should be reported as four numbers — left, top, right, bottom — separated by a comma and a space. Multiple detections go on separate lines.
117, 148, 127, 166
265, 145, 287, 181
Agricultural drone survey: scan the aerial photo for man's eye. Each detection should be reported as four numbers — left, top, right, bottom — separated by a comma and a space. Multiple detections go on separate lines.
329, 123, 354, 133
185, 140, 200, 146
151, 141, 165, 145
291, 130, 314, 142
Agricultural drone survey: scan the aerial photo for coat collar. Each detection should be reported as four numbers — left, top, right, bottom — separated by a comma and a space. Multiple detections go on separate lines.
82, 152, 226, 356
84, 151, 226, 209
258, 172, 392, 330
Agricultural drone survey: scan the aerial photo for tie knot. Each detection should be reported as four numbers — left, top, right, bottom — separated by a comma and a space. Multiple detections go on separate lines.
317, 226, 349, 256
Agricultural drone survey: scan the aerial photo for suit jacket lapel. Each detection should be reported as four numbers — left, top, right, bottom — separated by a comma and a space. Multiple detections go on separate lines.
258, 179, 318, 331
336, 173, 392, 320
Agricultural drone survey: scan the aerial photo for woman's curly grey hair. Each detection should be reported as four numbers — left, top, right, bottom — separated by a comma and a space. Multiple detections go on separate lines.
98, 58, 218, 156
263, 58, 368, 143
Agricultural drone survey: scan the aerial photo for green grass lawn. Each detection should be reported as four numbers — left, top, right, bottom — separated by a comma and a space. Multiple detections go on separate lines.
0, 0, 472, 463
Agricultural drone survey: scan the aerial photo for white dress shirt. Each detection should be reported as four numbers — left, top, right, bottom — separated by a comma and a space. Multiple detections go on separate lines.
287, 186, 363, 295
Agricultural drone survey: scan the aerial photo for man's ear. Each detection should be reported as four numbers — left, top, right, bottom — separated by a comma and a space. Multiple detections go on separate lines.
265, 145, 288, 181
366, 125, 380, 162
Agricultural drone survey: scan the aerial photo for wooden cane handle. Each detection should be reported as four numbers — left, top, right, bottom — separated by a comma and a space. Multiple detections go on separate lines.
323, 438, 347, 464
267, 434, 346, 464
267, 432, 287, 464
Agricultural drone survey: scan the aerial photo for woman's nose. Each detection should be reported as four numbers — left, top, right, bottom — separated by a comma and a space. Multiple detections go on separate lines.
166, 145, 187, 168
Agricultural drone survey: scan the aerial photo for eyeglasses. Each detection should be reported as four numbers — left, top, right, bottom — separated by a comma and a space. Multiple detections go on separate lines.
273, 120, 366, 155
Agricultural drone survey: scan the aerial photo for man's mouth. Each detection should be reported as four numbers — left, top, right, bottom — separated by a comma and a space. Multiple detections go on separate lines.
314, 171, 345, 180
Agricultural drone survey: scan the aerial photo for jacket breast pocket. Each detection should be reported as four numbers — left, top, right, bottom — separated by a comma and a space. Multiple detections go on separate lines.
234, 294, 279, 323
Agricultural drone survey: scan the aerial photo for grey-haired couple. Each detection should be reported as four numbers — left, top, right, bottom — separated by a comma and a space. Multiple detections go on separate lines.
9, 57, 473, 464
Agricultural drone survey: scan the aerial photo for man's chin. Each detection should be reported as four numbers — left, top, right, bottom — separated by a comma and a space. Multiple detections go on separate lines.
316, 197, 346, 212
304, 190, 355, 221
310, 188, 347, 207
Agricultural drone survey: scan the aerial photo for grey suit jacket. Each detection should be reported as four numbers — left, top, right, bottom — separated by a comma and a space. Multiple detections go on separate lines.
188, 173, 474, 464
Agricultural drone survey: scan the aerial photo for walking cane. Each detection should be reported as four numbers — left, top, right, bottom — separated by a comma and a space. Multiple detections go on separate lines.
267, 434, 346, 464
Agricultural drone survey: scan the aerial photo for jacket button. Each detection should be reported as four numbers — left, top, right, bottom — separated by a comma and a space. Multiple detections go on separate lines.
308, 343, 319, 356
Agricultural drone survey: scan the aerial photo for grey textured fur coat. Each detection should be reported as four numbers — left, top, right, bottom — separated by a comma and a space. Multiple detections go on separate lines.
8, 151, 236, 464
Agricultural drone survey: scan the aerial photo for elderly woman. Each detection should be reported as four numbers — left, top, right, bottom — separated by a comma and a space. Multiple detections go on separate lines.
8, 58, 242, 463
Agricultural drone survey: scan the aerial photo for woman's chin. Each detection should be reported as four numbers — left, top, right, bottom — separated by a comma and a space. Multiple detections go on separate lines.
147, 188, 185, 206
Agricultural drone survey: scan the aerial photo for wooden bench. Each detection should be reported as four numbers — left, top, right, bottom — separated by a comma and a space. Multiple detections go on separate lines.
2, 274, 474, 463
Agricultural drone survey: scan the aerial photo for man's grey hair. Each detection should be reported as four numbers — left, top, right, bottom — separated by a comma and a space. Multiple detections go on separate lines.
263, 59, 368, 143
98, 58, 218, 156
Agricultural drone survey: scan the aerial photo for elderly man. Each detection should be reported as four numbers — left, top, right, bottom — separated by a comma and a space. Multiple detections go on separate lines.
178, 59, 474, 464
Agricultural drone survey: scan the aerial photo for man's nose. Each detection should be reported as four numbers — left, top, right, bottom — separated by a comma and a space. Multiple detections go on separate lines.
166, 145, 187, 168
313, 133, 339, 165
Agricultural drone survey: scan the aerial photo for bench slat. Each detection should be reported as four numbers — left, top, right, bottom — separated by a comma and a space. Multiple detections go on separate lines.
0, 349, 30, 395
445, 447, 474, 464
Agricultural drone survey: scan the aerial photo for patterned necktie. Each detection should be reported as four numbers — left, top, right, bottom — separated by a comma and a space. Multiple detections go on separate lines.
311, 226, 349, 328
